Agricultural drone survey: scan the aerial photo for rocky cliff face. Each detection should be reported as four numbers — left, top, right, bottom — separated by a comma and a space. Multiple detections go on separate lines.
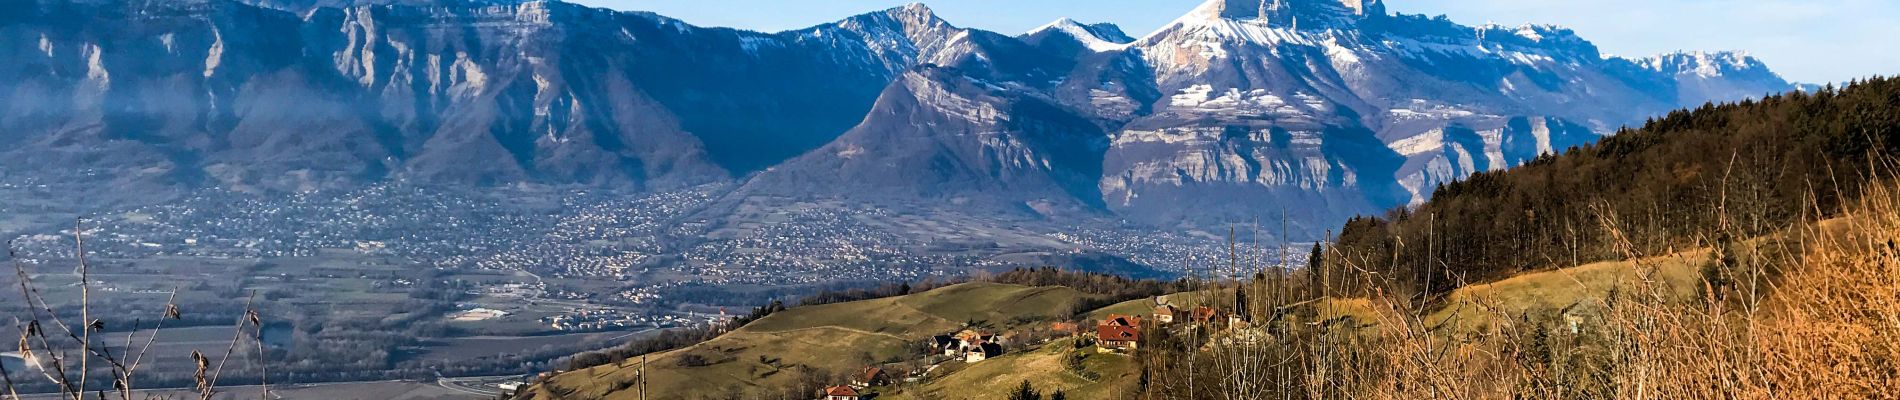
0, 0, 1797, 236
0, 0, 970, 194
746, 0, 1794, 234
1088, 0, 1790, 231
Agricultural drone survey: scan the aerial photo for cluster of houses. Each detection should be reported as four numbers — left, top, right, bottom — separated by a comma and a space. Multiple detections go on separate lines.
815, 296, 1259, 398
1154, 303, 1252, 329
1089, 296, 1254, 354
818, 365, 893, 399
932, 329, 1007, 363
821, 329, 1006, 399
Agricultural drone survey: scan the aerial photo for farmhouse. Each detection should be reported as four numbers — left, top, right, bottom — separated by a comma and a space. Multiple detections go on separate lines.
851, 367, 889, 387
1095, 313, 1144, 353
934, 330, 1007, 362
823, 385, 860, 400
1097, 324, 1141, 353
933, 335, 961, 357
966, 342, 1004, 362
1101, 313, 1143, 328
1191, 306, 1224, 325
1153, 304, 1178, 324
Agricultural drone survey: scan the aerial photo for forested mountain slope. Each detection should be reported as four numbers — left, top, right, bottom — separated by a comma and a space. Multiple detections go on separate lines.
1330, 77, 1900, 294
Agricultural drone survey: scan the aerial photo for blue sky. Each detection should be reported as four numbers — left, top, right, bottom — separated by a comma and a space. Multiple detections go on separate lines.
569, 0, 1898, 84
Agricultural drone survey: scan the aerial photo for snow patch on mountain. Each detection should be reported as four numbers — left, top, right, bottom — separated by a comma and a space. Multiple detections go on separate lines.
1025, 18, 1132, 52
1639, 50, 1771, 78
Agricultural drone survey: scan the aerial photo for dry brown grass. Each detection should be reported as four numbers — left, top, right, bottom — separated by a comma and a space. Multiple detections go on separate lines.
1304, 181, 1900, 399
1118, 173, 1900, 400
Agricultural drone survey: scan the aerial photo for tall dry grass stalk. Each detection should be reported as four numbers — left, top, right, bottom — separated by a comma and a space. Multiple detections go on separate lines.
2, 220, 271, 400
1752, 179, 1900, 397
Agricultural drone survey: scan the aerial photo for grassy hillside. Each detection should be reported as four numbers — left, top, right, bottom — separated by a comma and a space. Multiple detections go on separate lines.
527, 282, 1088, 400
878, 337, 1136, 400
1423, 250, 1708, 333
1083, 290, 1219, 321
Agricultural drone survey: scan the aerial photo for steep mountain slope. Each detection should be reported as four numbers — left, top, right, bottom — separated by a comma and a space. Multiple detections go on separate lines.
1100, 0, 1793, 231
741, 68, 1109, 211
0, 0, 966, 195
736, 0, 1794, 237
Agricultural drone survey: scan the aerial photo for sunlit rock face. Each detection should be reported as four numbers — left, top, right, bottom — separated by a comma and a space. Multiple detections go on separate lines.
1061, 0, 1791, 232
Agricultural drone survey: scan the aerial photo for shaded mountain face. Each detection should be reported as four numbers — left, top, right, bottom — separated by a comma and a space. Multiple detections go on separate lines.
0, 0, 966, 193
0, 0, 1795, 237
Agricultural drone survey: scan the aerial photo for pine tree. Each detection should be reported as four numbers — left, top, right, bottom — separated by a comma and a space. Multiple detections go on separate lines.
1008, 380, 1041, 400
1306, 242, 1324, 270
1050, 389, 1067, 400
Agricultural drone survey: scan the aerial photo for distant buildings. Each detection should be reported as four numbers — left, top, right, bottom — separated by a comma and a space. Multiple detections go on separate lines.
449, 308, 508, 322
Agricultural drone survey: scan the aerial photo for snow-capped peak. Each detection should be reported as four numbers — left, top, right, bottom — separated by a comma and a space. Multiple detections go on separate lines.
1025, 18, 1134, 52
1181, 0, 1385, 24
877, 2, 942, 25
1639, 51, 1772, 79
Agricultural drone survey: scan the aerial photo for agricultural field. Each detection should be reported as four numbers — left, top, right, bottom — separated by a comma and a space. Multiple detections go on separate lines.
2, 248, 665, 392
17, 380, 480, 400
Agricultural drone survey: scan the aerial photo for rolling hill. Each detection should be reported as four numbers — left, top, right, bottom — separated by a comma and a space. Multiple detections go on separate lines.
524, 282, 1092, 399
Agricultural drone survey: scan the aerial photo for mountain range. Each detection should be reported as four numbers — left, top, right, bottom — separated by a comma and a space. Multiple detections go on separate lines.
0, 0, 1794, 237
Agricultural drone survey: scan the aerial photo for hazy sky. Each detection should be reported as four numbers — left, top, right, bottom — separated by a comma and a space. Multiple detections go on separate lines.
568, 0, 1898, 84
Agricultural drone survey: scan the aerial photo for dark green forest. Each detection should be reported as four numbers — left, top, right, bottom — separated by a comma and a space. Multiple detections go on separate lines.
1330, 77, 1900, 296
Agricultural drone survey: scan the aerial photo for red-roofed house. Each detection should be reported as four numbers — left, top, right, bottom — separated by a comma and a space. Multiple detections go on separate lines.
1097, 324, 1141, 353
851, 367, 889, 388
1192, 306, 1224, 325
1102, 313, 1143, 328
823, 385, 860, 400
1051, 321, 1081, 335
